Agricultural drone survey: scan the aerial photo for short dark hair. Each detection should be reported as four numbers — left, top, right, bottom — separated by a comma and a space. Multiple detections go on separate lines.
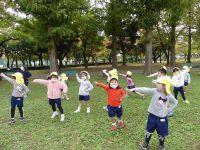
158, 68, 167, 75
173, 67, 180, 73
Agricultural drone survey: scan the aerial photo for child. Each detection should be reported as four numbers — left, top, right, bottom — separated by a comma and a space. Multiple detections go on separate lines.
147, 65, 167, 79
182, 66, 191, 87
32, 72, 67, 122
59, 73, 69, 100
74, 71, 93, 113
1, 72, 29, 125
94, 77, 126, 131
119, 71, 144, 98
171, 67, 189, 104
127, 76, 178, 150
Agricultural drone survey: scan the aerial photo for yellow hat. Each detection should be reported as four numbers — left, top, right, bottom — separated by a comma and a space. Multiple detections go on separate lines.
109, 69, 118, 80
12, 72, 24, 84
153, 76, 172, 94
126, 71, 132, 76
161, 65, 167, 71
50, 72, 58, 76
60, 73, 68, 81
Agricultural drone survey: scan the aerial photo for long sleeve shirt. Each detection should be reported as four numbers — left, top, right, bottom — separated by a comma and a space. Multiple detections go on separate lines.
183, 72, 191, 83
172, 73, 185, 87
33, 79, 67, 99
134, 87, 178, 118
76, 75, 93, 96
2, 74, 29, 97
97, 82, 126, 107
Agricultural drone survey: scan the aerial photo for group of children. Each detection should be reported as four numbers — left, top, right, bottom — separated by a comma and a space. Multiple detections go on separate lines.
0, 65, 192, 150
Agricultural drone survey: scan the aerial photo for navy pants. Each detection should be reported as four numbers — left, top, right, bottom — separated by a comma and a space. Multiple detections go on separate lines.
11, 96, 24, 118
107, 105, 123, 119
173, 86, 186, 101
146, 113, 168, 136
49, 98, 64, 114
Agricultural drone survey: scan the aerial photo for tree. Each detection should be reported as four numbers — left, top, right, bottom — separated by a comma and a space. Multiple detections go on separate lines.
10, 0, 88, 72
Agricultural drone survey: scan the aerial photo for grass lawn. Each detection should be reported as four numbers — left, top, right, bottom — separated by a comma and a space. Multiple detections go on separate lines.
0, 71, 199, 150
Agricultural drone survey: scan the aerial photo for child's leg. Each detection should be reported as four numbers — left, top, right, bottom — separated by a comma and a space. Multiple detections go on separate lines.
179, 86, 186, 101
107, 105, 117, 131
16, 98, 24, 118
158, 135, 165, 148
56, 99, 64, 114
173, 87, 178, 99
10, 96, 16, 119
116, 106, 125, 127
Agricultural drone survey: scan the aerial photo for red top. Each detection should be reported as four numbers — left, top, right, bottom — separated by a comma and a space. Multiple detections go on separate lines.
97, 82, 126, 107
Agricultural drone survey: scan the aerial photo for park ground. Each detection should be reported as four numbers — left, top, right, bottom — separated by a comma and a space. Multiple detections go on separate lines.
0, 64, 200, 150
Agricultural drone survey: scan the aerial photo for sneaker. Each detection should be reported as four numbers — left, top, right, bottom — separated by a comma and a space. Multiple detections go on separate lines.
111, 125, 117, 131
118, 121, 125, 128
103, 106, 108, 111
158, 145, 165, 150
87, 107, 90, 113
20, 117, 25, 122
60, 114, 65, 122
51, 111, 58, 118
9, 118, 15, 125
74, 107, 81, 113
139, 143, 148, 150
184, 100, 190, 104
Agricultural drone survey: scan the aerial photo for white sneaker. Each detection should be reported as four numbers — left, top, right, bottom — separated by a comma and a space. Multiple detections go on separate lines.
87, 107, 90, 113
74, 107, 81, 113
51, 111, 58, 118
103, 106, 108, 111
60, 114, 65, 122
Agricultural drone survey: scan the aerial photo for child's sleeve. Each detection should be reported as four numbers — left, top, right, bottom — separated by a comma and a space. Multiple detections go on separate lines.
76, 74, 81, 83
134, 87, 155, 95
188, 73, 191, 84
147, 72, 158, 78
61, 83, 68, 94
87, 81, 94, 91
168, 94, 178, 112
97, 82, 109, 90
121, 89, 126, 100
1, 74, 14, 84
33, 79, 49, 86
119, 73, 126, 77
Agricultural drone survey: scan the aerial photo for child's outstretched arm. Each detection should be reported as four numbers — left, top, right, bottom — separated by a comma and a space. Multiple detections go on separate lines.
94, 81, 109, 90
76, 73, 81, 83
32, 79, 48, 86
147, 72, 158, 78
0, 73, 14, 84
119, 73, 126, 77
168, 94, 178, 113
127, 87, 155, 95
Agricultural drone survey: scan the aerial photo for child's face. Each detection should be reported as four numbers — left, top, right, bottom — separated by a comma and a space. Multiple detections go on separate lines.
51, 75, 58, 82
81, 73, 87, 80
156, 83, 166, 92
109, 79, 118, 89
173, 71, 180, 76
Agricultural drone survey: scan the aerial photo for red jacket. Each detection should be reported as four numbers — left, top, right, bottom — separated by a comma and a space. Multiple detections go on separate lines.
97, 82, 126, 107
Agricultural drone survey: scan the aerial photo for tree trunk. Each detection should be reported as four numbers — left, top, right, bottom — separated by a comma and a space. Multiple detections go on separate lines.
111, 29, 117, 68
6, 55, 10, 68
187, 11, 192, 63
169, 24, 176, 66
49, 38, 58, 72
144, 29, 152, 75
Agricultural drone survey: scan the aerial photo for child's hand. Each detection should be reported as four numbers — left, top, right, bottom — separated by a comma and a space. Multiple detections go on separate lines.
84, 88, 89, 92
0, 73, 5, 76
93, 81, 98, 85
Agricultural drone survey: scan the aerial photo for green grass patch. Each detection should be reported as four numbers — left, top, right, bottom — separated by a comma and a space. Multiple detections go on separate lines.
0, 72, 199, 149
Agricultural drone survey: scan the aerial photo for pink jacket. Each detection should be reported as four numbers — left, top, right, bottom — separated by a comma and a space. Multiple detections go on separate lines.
34, 79, 67, 99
